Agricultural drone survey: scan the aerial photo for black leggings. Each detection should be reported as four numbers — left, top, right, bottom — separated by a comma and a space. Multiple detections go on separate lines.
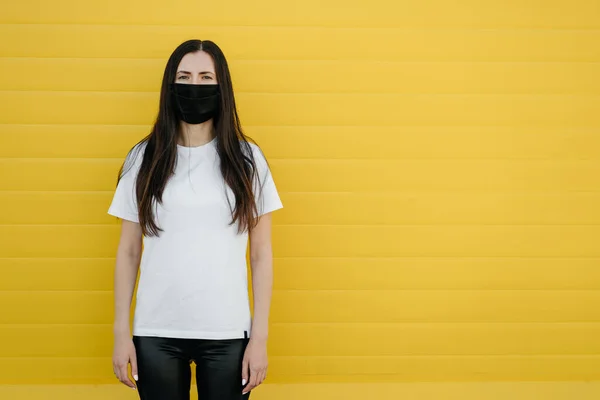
133, 335, 251, 400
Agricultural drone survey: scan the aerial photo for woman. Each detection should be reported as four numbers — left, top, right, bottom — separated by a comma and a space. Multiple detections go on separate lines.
109, 39, 282, 400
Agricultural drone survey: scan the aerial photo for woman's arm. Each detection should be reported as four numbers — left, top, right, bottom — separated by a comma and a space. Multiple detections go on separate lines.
113, 220, 143, 336
112, 219, 143, 389
242, 212, 275, 394
249, 212, 274, 341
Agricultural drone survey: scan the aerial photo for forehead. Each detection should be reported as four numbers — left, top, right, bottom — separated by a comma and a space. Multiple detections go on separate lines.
177, 51, 216, 73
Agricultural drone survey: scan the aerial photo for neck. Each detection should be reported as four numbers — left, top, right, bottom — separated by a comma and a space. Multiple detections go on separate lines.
178, 119, 215, 147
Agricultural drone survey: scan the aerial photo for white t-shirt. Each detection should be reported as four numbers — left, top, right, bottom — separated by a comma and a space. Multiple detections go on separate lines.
107, 137, 283, 340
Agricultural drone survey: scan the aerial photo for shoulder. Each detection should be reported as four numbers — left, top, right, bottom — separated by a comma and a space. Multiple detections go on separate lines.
121, 140, 149, 177
241, 140, 267, 164
127, 140, 149, 164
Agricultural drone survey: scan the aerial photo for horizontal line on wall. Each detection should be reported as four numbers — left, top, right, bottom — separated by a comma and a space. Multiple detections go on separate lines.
5, 56, 600, 63
0, 351, 600, 360
3, 123, 600, 129
4, 224, 600, 228
1, 289, 599, 293
3, 157, 600, 162
4, 57, 600, 65
268, 321, 600, 326
0, 156, 581, 162
0, 355, 599, 360
4, 89, 600, 96
4, 321, 600, 327
3, 223, 600, 227
2, 124, 600, 130
4, 157, 600, 161
4, 90, 600, 97
2, 190, 600, 194
3, 23, 600, 32
3, 190, 600, 195
0, 256, 600, 261
0, 22, 598, 29
2, 256, 600, 260
0, 122, 589, 126
1, 291, 599, 296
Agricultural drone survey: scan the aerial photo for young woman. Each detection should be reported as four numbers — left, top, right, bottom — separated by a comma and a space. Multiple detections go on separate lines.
109, 39, 282, 400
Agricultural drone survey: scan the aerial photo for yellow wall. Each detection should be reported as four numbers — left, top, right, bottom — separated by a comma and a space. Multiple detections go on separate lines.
1, 0, 600, 386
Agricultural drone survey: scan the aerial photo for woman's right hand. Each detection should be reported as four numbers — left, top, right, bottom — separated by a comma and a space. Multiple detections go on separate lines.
112, 334, 138, 390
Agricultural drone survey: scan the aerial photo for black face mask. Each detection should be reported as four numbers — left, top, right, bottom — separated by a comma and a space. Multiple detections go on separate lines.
169, 83, 220, 124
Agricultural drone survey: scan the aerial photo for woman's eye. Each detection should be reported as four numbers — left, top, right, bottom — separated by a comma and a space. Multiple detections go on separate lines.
202, 75, 213, 80
177, 76, 189, 80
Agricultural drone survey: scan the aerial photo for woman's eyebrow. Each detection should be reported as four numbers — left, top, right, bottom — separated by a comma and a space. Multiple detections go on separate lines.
177, 70, 214, 75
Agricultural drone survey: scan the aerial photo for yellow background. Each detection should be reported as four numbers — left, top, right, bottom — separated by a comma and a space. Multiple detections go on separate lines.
1, 0, 600, 398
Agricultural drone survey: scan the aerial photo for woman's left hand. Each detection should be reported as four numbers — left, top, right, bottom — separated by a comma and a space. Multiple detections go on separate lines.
241, 338, 268, 395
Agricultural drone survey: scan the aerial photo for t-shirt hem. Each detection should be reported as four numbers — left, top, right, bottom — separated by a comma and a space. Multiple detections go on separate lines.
132, 327, 251, 340
257, 203, 283, 218
107, 208, 139, 223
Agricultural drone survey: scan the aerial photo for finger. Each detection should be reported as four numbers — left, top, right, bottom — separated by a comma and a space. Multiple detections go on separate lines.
241, 358, 249, 388
113, 364, 122, 381
130, 353, 139, 382
254, 370, 263, 389
251, 368, 260, 386
254, 369, 263, 387
119, 365, 136, 389
244, 368, 259, 394
257, 368, 267, 385
242, 367, 255, 394
242, 382, 253, 395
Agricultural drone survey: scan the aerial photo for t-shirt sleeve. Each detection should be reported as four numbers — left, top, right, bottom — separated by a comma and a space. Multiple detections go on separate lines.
252, 144, 283, 217
107, 145, 144, 223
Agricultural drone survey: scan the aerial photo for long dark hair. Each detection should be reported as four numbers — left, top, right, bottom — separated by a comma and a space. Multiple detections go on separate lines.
117, 39, 261, 237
